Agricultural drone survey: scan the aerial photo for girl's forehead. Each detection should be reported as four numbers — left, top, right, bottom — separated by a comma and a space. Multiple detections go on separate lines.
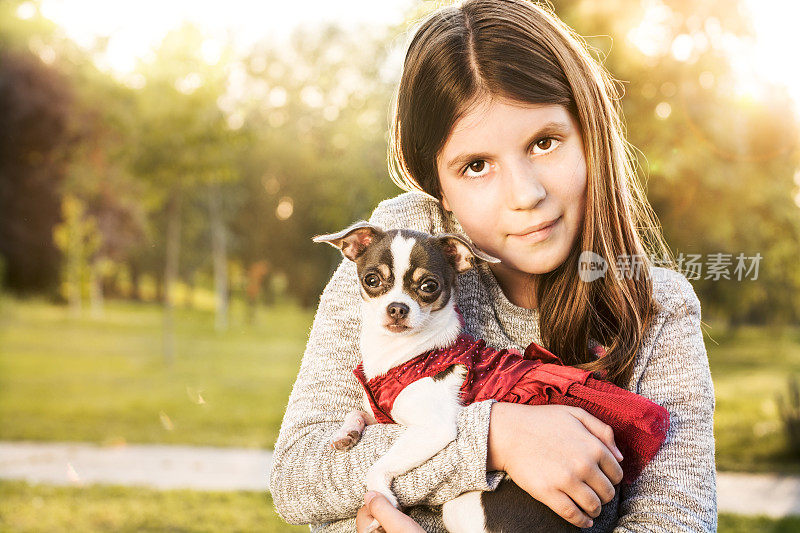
459, 96, 568, 128
440, 101, 574, 160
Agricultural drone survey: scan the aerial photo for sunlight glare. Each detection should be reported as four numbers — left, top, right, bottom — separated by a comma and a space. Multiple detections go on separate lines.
626, 0, 674, 58
736, 0, 800, 115
37, 0, 413, 77
16, 1, 37, 20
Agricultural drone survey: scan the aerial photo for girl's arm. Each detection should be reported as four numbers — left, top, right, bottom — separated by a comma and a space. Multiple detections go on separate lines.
268, 198, 503, 526
614, 271, 717, 532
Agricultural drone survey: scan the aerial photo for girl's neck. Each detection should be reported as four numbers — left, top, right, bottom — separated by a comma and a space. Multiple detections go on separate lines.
489, 263, 539, 309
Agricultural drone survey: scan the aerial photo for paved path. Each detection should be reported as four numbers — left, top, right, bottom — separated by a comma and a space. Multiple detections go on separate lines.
0, 441, 272, 491
2, 441, 800, 517
717, 471, 800, 518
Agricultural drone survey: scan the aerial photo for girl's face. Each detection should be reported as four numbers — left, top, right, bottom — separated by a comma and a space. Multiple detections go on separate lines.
436, 97, 587, 302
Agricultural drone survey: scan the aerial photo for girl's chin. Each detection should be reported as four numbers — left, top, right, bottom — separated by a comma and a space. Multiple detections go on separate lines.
490, 255, 561, 277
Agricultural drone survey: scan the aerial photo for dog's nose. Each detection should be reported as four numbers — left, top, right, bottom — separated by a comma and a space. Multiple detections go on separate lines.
387, 302, 409, 320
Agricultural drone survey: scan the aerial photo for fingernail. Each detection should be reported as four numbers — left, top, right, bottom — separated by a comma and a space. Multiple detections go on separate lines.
364, 491, 376, 505
586, 519, 594, 527
614, 446, 623, 460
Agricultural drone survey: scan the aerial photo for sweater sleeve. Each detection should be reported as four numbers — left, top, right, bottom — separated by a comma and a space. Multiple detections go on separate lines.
614, 271, 717, 532
268, 194, 502, 527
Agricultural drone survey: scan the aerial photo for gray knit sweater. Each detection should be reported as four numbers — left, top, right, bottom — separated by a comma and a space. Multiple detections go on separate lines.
269, 191, 717, 532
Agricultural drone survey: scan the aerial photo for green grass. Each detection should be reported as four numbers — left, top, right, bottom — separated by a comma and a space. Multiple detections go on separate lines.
1, 479, 799, 532
0, 295, 312, 448
3, 295, 800, 473
706, 323, 800, 472
0, 479, 307, 532
718, 513, 800, 532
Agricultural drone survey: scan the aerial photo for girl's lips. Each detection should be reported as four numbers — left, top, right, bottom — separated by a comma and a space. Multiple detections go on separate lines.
510, 216, 561, 243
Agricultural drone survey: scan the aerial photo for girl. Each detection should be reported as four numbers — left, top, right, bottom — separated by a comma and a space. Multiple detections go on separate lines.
269, 1, 717, 531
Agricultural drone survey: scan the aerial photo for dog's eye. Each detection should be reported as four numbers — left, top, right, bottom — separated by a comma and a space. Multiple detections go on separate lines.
364, 273, 381, 288
420, 279, 439, 293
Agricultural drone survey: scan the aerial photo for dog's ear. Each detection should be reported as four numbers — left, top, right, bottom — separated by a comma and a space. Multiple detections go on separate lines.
434, 234, 500, 273
313, 221, 386, 262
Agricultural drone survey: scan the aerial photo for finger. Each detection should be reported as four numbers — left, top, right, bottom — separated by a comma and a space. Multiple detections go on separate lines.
542, 491, 594, 529
365, 492, 424, 532
567, 480, 604, 519
585, 468, 619, 506
596, 445, 625, 486
568, 408, 624, 461
355, 504, 375, 532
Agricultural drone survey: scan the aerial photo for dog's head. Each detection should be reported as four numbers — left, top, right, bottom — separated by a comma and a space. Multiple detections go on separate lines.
314, 221, 499, 335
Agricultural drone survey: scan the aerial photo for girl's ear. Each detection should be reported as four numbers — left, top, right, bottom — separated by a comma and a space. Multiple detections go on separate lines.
440, 192, 452, 212
312, 221, 385, 262
434, 234, 500, 273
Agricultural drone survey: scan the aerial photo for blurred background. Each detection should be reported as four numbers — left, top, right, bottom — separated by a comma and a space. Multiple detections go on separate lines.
1, 0, 799, 531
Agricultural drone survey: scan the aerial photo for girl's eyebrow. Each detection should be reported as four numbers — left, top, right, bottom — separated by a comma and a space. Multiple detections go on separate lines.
445, 120, 572, 170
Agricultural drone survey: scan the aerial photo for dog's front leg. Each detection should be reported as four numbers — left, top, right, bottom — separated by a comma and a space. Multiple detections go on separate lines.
331, 393, 379, 451
365, 420, 457, 508
330, 410, 369, 451
364, 370, 464, 509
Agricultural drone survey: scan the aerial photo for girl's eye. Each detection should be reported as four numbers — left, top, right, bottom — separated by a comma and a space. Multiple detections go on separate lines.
364, 273, 381, 288
460, 137, 561, 178
462, 160, 489, 179
420, 279, 439, 293
532, 137, 560, 155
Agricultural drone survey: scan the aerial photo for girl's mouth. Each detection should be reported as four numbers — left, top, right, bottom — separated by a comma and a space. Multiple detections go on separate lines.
511, 216, 561, 244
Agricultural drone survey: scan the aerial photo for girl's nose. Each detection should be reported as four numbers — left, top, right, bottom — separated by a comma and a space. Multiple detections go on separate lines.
505, 160, 546, 210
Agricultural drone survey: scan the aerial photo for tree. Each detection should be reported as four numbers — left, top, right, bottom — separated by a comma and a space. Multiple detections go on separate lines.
552, 0, 800, 324
132, 24, 245, 360
0, 48, 75, 295
230, 22, 403, 306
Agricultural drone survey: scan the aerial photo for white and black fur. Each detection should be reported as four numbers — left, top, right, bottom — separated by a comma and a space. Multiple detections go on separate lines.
314, 221, 585, 533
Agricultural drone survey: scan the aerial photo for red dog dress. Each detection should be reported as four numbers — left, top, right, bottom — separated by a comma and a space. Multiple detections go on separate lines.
353, 334, 670, 485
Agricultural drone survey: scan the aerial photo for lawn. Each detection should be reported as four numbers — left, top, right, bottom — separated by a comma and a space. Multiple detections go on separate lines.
0, 480, 306, 532
0, 295, 312, 449
706, 324, 800, 472
1, 479, 799, 532
3, 295, 800, 530
2, 295, 800, 471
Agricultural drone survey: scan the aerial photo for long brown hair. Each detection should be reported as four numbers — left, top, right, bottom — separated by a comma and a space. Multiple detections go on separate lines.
387, 0, 676, 387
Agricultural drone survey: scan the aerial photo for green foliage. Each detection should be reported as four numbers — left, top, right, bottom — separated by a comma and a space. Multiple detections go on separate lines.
0, 47, 74, 294
0, 0, 799, 319
556, 0, 800, 325
52, 195, 101, 309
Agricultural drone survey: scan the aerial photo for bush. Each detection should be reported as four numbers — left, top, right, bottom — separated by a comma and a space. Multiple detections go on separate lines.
776, 375, 800, 457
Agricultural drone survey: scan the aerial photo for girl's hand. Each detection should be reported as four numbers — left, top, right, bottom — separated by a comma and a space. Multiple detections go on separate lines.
487, 403, 624, 529
356, 491, 425, 533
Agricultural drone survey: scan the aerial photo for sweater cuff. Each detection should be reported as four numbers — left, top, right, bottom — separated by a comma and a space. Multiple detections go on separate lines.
456, 399, 504, 492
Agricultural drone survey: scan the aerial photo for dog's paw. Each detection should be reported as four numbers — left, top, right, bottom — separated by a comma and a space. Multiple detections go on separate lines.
330, 429, 362, 451
375, 488, 398, 509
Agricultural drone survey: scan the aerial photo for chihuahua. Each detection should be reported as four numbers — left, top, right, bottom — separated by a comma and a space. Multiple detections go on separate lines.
314, 220, 590, 533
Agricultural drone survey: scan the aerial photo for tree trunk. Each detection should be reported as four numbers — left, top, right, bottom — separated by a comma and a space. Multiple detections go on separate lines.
129, 261, 142, 301
208, 183, 228, 331
163, 187, 182, 367
67, 217, 82, 317
184, 270, 196, 309
89, 256, 104, 319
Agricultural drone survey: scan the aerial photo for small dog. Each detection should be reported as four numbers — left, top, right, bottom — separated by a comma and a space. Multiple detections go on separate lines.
314, 221, 668, 533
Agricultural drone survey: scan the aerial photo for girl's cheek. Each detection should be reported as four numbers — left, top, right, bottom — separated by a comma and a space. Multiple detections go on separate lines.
552, 155, 587, 197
